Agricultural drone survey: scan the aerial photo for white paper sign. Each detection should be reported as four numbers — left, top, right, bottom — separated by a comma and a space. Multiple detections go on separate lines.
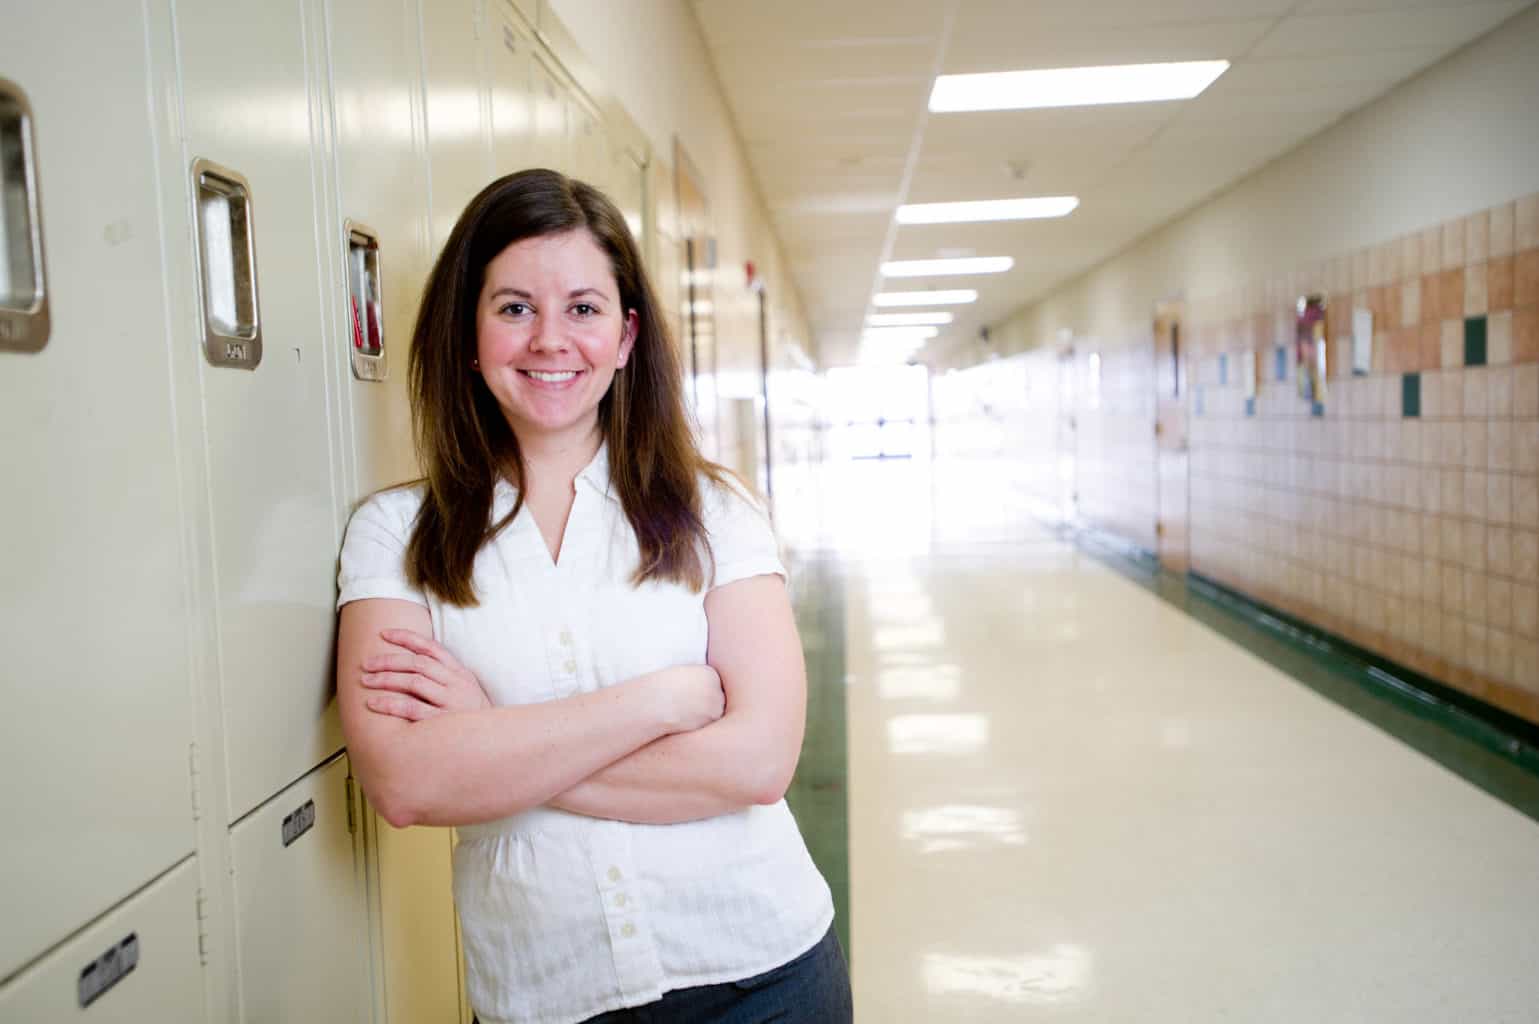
1352, 308, 1373, 376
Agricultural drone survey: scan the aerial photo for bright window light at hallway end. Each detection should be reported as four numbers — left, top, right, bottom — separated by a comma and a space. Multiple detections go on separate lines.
864, 326, 938, 343
896, 197, 1078, 224
869, 312, 954, 326
929, 60, 1231, 113
882, 256, 1013, 277
873, 289, 978, 307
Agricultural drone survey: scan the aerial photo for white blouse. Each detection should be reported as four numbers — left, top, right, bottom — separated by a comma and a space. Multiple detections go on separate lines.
337, 445, 834, 1024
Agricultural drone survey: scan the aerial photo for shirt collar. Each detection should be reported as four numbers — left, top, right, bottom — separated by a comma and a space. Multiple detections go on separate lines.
576, 441, 617, 503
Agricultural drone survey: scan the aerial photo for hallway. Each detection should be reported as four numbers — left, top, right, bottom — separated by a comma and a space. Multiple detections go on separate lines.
787, 455, 1539, 1021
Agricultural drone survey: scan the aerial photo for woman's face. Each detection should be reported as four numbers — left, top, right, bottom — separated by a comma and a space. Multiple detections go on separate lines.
475, 229, 638, 447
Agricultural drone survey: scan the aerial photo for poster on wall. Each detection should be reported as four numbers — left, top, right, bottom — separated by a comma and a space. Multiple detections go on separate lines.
1295, 295, 1327, 405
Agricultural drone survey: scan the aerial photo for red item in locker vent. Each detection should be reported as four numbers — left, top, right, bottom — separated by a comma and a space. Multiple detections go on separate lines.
351, 296, 365, 350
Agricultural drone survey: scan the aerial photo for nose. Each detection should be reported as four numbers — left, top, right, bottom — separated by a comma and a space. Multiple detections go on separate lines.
529, 312, 568, 354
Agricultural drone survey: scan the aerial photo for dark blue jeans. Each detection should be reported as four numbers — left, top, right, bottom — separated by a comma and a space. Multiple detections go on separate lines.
476, 926, 852, 1024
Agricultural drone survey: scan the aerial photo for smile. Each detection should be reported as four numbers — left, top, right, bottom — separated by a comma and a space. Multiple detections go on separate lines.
521, 370, 581, 383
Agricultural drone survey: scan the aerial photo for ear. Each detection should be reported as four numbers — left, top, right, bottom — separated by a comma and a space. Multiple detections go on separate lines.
616, 309, 639, 368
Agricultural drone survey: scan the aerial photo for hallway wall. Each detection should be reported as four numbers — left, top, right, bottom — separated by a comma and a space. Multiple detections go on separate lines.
936, 6, 1539, 723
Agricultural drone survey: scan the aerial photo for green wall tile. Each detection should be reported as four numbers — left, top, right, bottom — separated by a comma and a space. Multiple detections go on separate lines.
1465, 316, 1488, 366
1403, 373, 1421, 418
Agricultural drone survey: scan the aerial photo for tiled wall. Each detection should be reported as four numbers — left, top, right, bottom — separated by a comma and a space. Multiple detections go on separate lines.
1189, 193, 1539, 723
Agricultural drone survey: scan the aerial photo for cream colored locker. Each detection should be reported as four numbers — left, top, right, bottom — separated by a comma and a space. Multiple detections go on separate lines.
531, 56, 571, 174
172, 0, 345, 823
0, 858, 203, 1020
230, 755, 370, 1023
488, 8, 535, 176
572, 98, 604, 189
0, 4, 198, 981
420, 0, 493, 246
610, 145, 647, 249
326, 0, 427, 499
324, 4, 465, 1020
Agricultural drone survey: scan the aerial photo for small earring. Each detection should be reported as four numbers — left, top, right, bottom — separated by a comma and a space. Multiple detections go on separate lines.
471, 357, 480, 371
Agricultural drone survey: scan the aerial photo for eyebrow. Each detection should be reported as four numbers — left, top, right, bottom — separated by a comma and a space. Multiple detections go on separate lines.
488, 287, 611, 301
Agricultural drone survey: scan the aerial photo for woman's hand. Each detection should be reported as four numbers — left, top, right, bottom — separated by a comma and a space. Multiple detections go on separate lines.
654, 664, 726, 733
360, 628, 492, 722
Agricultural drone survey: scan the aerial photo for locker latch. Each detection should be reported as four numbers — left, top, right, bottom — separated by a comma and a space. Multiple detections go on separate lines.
344, 221, 386, 382
0, 77, 50, 352
345, 772, 358, 835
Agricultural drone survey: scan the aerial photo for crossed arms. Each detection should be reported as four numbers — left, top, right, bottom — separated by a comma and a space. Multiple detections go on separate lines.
335, 574, 808, 828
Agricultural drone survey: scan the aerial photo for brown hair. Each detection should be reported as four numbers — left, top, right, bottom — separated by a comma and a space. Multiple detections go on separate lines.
405, 168, 724, 606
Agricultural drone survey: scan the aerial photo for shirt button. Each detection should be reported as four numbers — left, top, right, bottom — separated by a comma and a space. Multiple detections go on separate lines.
559, 629, 574, 647
608, 867, 622, 882
614, 893, 628, 908
621, 923, 636, 938
563, 658, 578, 674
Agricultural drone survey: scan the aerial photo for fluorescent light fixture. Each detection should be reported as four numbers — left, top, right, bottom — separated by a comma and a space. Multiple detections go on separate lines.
896, 197, 1078, 225
873, 289, 978, 307
882, 256, 1014, 278
930, 60, 1231, 113
869, 312, 954, 327
863, 327, 939, 343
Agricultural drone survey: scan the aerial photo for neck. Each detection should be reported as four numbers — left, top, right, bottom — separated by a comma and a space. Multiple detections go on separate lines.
512, 422, 602, 495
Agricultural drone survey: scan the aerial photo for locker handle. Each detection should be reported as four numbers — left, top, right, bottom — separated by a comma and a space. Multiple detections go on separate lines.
0, 78, 49, 352
344, 221, 386, 382
191, 158, 261, 368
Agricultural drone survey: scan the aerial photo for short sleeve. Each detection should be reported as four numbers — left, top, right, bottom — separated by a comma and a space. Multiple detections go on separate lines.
705, 478, 787, 590
337, 488, 429, 609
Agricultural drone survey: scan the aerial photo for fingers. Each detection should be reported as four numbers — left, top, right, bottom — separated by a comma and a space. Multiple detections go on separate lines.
361, 651, 447, 682
361, 670, 444, 705
380, 628, 463, 670
363, 692, 441, 722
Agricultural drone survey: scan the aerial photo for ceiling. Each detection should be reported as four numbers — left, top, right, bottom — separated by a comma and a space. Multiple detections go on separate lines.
691, 0, 1535, 366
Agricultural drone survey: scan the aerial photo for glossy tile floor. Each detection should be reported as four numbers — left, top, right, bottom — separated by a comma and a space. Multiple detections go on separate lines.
782, 453, 1539, 1023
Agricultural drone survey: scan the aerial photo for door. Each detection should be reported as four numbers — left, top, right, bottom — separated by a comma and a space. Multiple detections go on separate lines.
1154, 304, 1190, 572
674, 141, 718, 455
1055, 347, 1078, 522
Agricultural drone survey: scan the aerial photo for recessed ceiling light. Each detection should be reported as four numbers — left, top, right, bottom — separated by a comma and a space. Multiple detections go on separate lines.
882, 256, 1014, 278
929, 60, 1231, 113
896, 197, 1077, 225
873, 289, 978, 307
863, 326, 939, 343
869, 312, 955, 326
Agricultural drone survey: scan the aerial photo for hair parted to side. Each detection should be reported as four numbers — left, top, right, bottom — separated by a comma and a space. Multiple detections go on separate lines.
406, 167, 726, 606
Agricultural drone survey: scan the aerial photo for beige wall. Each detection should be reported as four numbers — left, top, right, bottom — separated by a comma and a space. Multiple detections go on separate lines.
545, 0, 816, 395
942, 4, 1539, 366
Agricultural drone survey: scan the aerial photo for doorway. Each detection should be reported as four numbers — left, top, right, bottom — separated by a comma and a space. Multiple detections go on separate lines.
1153, 303, 1190, 573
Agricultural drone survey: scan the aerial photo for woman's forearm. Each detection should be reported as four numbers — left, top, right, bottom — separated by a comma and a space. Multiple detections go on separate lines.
549, 711, 790, 824
374, 672, 693, 828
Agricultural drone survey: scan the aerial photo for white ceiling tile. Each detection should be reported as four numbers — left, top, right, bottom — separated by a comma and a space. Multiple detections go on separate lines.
1251, 1, 1531, 56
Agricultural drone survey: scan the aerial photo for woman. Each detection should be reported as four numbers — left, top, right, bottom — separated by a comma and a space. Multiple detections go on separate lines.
335, 168, 849, 1024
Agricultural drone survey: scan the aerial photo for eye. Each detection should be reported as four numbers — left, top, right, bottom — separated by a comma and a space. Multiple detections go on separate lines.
497, 301, 531, 316
570, 302, 599, 317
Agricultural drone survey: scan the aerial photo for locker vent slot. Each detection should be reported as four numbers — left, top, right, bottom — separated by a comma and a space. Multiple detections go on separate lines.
345, 221, 386, 381
78, 933, 139, 1008
282, 798, 317, 847
192, 159, 261, 368
0, 78, 49, 351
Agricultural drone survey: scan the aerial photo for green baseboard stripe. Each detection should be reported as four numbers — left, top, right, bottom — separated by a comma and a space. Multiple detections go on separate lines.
1074, 523, 1160, 572
1186, 571, 1539, 770
1071, 531, 1539, 822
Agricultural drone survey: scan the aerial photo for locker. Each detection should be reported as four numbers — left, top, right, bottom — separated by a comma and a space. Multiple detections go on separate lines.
610, 145, 647, 249
0, 4, 198, 980
230, 755, 370, 1023
365, 822, 463, 1024
572, 98, 603, 189
0, 857, 203, 1021
421, 0, 493, 246
325, 0, 430, 499
488, 9, 536, 176
531, 56, 571, 174
171, 0, 347, 822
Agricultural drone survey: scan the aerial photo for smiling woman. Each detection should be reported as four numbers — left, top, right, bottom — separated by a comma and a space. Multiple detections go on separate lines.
334, 169, 850, 1024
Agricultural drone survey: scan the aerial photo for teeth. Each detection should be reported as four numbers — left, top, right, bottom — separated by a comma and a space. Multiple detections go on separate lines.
526, 370, 578, 382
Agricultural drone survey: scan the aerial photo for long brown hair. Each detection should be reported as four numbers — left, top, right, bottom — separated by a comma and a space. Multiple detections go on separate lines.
406, 168, 724, 606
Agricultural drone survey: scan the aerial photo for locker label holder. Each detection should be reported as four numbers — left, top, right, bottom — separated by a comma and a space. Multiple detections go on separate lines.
78, 933, 139, 1008
282, 798, 316, 847
0, 78, 49, 352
